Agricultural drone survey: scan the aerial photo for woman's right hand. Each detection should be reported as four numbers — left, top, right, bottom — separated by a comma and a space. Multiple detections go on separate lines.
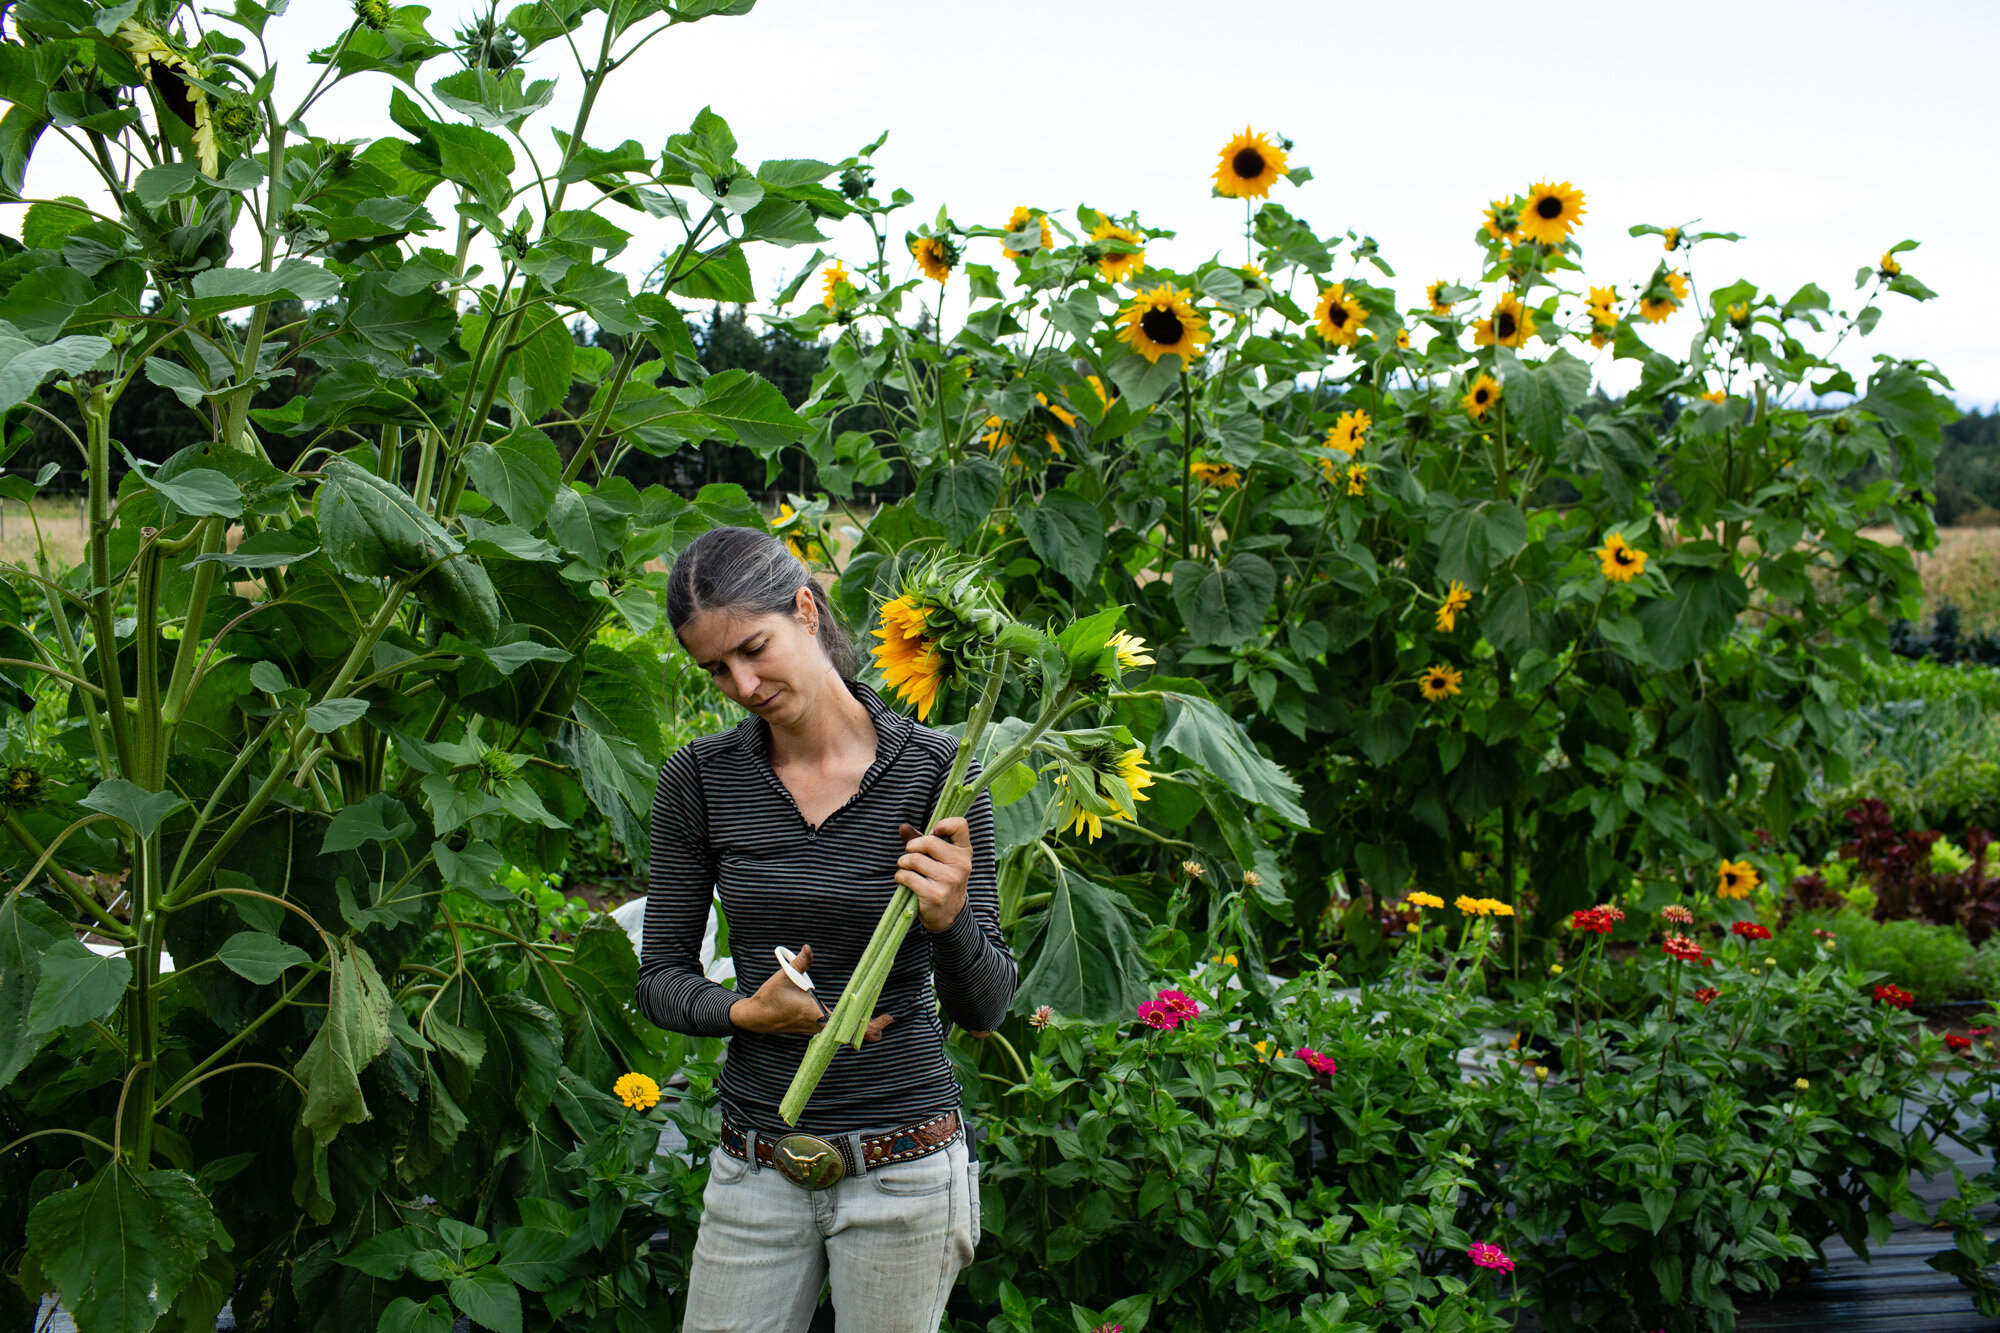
727, 943, 895, 1041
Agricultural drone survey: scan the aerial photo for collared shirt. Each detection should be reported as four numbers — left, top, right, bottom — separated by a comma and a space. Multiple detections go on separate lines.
635, 678, 1016, 1135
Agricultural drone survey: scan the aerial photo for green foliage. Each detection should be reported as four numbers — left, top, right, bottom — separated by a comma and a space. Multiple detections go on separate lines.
1769, 911, 1975, 1003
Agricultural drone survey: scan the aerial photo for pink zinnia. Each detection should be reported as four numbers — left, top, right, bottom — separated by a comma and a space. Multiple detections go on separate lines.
1295, 1047, 1337, 1075
1157, 988, 1201, 1019
1468, 1241, 1514, 1273
1660, 904, 1694, 926
1137, 1000, 1178, 1030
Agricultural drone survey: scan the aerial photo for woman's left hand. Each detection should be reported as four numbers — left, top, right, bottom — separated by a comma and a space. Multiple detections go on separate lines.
896, 818, 972, 933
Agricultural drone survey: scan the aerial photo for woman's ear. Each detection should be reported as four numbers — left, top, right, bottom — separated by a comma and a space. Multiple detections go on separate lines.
795, 585, 819, 635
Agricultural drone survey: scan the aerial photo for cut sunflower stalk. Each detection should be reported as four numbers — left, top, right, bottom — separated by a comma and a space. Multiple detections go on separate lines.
778, 570, 1131, 1124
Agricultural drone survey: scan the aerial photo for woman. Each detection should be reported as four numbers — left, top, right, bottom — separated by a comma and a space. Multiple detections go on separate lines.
637, 526, 1017, 1333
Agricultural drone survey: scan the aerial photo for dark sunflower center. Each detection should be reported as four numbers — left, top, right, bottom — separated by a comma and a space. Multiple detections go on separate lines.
1140, 307, 1184, 345
1232, 147, 1266, 179
1496, 311, 1517, 339
1326, 304, 1349, 327
1536, 195, 1564, 219
1614, 548, 1635, 566
1475, 387, 1491, 404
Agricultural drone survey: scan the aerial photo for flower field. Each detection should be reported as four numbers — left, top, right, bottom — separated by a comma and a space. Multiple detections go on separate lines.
0, 4, 1995, 1333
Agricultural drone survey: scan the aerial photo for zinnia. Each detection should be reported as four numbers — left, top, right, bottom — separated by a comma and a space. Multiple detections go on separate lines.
1660, 904, 1695, 926
1947, 1034, 1973, 1052
613, 1072, 661, 1111
1296, 1047, 1337, 1076
1873, 983, 1915, 1010
1468, 1242, 1514, 1273
1662, 935, 1704, 963
1571, 907, 1613, 935
1731, 921, 1772, 940
1694, 986, 1720, 1005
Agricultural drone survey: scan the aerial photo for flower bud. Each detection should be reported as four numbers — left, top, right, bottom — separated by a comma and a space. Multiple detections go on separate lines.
1794, 1077, 1810, 1092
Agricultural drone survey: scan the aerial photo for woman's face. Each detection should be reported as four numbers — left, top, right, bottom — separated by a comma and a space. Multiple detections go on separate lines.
678, 589, 830, 727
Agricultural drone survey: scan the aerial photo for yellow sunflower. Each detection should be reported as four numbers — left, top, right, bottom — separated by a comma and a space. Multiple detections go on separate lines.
1419, 665, 1464, 701
980, 415, 1014, 454
1701, 389, 1726, 404
613, 1072, 661, 1111
1482, 198, 1520, 243
1395, 329, 1411, 350
1038, 392, 1078, 429
1085, 375, 1112, 410
871, 595, 947, 720
1190, 460, 1241, 489
1042, 431, 1064, 457
820, 260, 855, 311
1344, 462, 1370, 497
1640, 271, 1689, 323
912, 235, 957, 284
1213, 128, 1288, 199
1597, 532, 1645, 582
1587, 285, 1619, 328
1589, 329, 1612, 349
1518, 181, 1585, 246
1118, 285, 1211, 364
1060, 745, 1155, 841
1462, 373, 1500, 419
1727, 302, 1751, 329
1426, 280, 1454, 316
1001, 205, 1052, 259
1091, 218, 1146, 282
115, 19, 219, 176
775, 502, 821, 563
1474, 292, 1535, 348
1241, 263, 1266, 288
1314, 283, 1368, 346
1716, 859, 1760, 900
1435, 581, 1472, 633
1662, 226, 1682, 252
1323, 409, 1371, 457
1878, 250, 1901, 277
1106, 630, 1155, 670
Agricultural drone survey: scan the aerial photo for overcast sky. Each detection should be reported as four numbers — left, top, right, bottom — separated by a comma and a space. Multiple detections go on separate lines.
15, 0, 1998, 407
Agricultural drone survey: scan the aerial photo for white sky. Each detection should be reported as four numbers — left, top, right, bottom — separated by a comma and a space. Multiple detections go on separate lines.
14, 0, 1998, 407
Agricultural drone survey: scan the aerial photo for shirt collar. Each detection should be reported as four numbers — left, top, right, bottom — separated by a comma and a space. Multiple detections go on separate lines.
739, 676, 915, 768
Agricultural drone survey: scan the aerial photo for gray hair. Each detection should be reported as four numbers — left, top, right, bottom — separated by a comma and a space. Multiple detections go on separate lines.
665, 526, 858, 678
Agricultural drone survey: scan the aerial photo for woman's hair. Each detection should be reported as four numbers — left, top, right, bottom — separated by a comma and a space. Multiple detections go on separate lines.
665, 526, 858, 678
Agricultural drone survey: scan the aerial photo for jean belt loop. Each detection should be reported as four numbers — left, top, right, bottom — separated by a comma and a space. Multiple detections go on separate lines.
845, 1132, 867, 1179
744, 1128, 760, 1173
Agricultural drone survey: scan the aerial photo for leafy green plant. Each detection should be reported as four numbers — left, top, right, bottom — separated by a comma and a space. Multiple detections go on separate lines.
1767, 911, 1976, 1003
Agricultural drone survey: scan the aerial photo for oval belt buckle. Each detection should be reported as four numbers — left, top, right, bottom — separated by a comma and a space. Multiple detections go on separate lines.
772, 1132, 847, 1190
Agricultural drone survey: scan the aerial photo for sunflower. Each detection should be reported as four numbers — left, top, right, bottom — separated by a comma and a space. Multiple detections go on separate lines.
1038, 392, 1078, 429
1241, 263, 1266, 288
911, 235, 957, 284
1473, 292, 1535, 348
1462, 373, 1500, 419
1589, 329, 1611, 349
613, 1072, 661, 1111
1118, 285, 1211, 364
1435, 581, 1472, 633
820, 260, 855, 310
1640, 270, 1688, 323
1587, 285, 1619, 328
1, 765, 43, 808
1662, 226, 1682, 252
1426, 280, 1454, 316
1482, 198, 1521, 243
871, 595, 947, 720
1085, 375, 1112, 410
1189, 460, 1241, 489
1878, 250, 1901, 277
1395, 328, 1411, 350
1001, 205, 1052, 259
1112, 745, 1156, 811
1323, 409, 1371, 457
1701, 389, 1726, 404
1313, 283, 1367, 346
1042, 431, 1064, 457
1091, 219, 1146, 282
1597, 532, 1646, 582
980, 415, 1014, 454
1107, 630, 1155, 670
1518, 181, 1585, 246
1727, 302, 1751, 330
1060, 744, 1155, 841
1419, 664, 1464, 701
775, 502, 821, 563
115, 19, 219, 176
1716, 859, 1760, 900
1213, 128, 1288, 199
354, 0, 392, 27
1344, 462, 1369, 497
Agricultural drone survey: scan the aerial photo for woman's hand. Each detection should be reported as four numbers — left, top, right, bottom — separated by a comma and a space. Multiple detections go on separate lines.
728, 943, 894, 1041
897, 818, 973, 933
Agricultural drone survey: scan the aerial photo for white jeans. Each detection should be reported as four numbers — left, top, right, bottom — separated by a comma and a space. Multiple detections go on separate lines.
680, 1135, 979, 1333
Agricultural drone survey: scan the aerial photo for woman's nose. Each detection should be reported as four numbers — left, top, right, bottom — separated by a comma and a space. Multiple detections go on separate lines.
728, 662, 760, 699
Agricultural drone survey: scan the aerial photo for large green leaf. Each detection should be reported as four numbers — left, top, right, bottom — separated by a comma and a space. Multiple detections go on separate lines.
1431, 500, 1527, 587
1013, 870, 1149, 1023
1016, 491, 1105, 588
25, 1164, 220, 1333
0, 324, 110, 412
216, 931, 313, 985
79, 777, 189, 839
0, 892, 64, 1089
1635, 565, 1748, 670
185, 260, 341, 318
695, 368, 810, 454
914, 457, 1004, 543
27, 937, 130, 1035
463, 428, 563, 528
294, 939, 394, 1148
1149, 690, 1309, 827
448, 1267, 522, 1333
1170, 554, 1275, 646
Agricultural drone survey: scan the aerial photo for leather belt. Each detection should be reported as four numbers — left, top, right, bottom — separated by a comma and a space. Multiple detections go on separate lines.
719, 1110, 961, 1190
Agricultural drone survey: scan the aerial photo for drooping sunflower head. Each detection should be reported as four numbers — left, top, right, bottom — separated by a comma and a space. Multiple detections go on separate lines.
1716, 859, 1760, 899
911, 234, 959, 284
1482, 198, 1521, 243
1344, 462, 1370, 498
1727, 301, 1752, 330
1106, 630, 1155, 671
1314, 283, 1368, 346
1878, 250, 1902, 277
820, 260, 856, 311
1435, 581, 1472, 634
1001, 205, 1052, 259
1662, 226, 1682, 252
115, 19, 220, 176
872, 595, 947, 720
1395, 329, 1411, 349
613, 1072, 661, 1111
1519, 181, 1585, 246
1597, 532, 1646, 582
1323, 409, 1371, 457
1037, 392, 1078, 430
1419, 664, 1464, 702
1638, 269, 1685, 323
1665, 271, 1690, 300
1461, 373, 1500, 420
1241, 263, 1267, 288
1089, 218, 1146, 283
1118, 285, 1211, 365
354, 0, 393, 28
980, 415, 1014, 454
1426, 280, 1454, 316
1701, 389, 1727, 404
1, 765, 43, 808
1189, 460, 1241, 489
1473, 292, 1536, 349
774, 501, 824, 564
1213, 128, 1288, 199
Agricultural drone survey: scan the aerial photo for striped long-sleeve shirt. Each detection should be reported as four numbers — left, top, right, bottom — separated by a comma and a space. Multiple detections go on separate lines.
635, 678, 1017, 1136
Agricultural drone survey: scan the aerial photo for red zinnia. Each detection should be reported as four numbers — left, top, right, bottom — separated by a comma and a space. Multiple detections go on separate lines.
1731, 921, 1772, 940
1947, 1034, 1973, 1052
1694, 987, 1720, 1005
1571, 908, 1612, 935
1662, 935, 1705, 963
1873, 983, 1915, 1010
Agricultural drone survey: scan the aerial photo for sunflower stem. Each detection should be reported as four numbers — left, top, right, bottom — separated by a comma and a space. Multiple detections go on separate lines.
1177, 368, 1194, 560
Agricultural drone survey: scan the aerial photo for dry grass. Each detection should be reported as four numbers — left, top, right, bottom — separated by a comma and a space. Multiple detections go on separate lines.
1860, 525, 2000, 631
0, 496, 90, 571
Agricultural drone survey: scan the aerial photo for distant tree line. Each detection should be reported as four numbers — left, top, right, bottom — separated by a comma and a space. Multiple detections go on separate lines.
1937, 407, 2000, 525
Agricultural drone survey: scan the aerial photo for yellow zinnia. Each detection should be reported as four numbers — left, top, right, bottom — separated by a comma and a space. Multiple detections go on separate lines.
1455, 894, 1488, 916
1407, 891, 1445, 909
1213, 127, 1288, 199
613, 1072, 661, 1111
1091, 218, 1146, 283
1435, 581, 1472, 633
1519, 181, 1585, 246
1462, 373, 1500, 420
1716, 859, 1760, 900
1314, 283, 1368, 346
912, 235, 956, 284
1597, 532, 1645, 582
1419, 665, 1463, 701
1482, 899, 1515, 917
1118, 285, 1211, 365
871, 595, 947, 720
1002, 205, 1052, 259
1474, 292, 1535, 348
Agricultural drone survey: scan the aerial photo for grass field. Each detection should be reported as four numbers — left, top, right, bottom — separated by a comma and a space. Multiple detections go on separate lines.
0, 496, 89, 571
1862, 524, 2000, 631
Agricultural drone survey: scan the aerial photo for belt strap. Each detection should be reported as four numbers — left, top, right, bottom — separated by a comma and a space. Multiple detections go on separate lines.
720, 1110, 961, 1176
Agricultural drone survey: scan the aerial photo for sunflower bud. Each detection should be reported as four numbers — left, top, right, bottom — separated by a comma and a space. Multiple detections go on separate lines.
2, 766, 44, 808
1727, 302, 1751, 330
353, 0, 391, 30
839, 166, 874, 200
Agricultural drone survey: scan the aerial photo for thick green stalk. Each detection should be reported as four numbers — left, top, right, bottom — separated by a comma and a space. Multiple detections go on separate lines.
1177, 369, 1194, 560
82, 385, 134, 773
158, 516, 223, 763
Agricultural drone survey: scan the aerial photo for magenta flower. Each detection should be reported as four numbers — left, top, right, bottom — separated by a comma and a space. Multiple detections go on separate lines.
1137, 999, 1178, 1030
1468, 1241, 1514, 1273
1158, 988, 1201, 1019
1295, 1046, 1338, 1076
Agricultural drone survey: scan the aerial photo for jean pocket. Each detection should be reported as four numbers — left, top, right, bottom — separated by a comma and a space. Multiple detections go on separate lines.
966, 1157, 982, 1248
707, 1146, 750, 1188
869, 1150, 953, 1197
